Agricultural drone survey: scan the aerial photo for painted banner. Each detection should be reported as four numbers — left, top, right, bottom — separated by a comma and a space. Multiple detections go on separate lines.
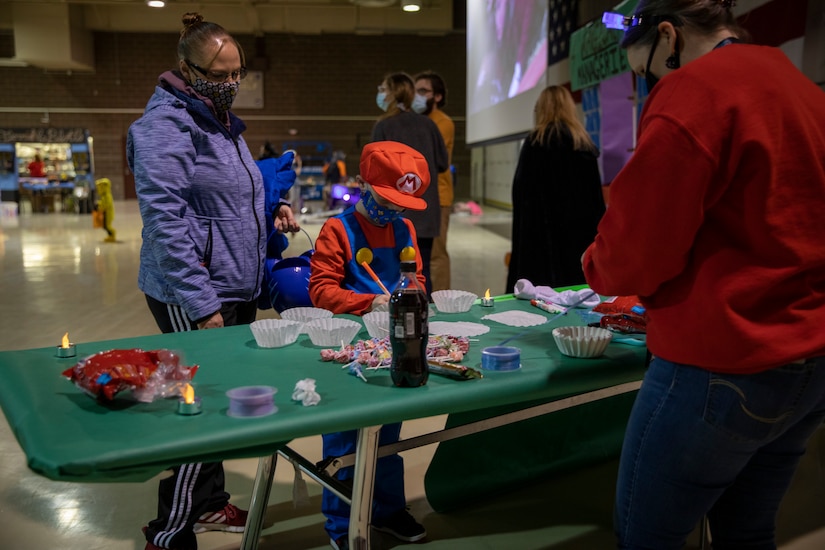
569, 0, 638, 91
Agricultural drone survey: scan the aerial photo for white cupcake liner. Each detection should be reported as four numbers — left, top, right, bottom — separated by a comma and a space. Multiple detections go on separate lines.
552, 326, 613, 358
305, 317, 363, 347
280, 306, 333, 323
362, 311, 390, 339
250, 319, 303, 348
431, 289, 478, 313
280, 307, 333, 333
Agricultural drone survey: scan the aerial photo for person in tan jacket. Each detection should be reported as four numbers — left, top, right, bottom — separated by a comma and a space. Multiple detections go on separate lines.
414, 71, 454, 291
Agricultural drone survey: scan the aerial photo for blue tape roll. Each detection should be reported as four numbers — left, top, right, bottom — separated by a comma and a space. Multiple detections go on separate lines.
481, 346, 521, 371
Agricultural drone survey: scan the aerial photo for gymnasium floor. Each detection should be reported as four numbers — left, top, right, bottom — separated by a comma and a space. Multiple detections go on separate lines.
1, 200, 824, 550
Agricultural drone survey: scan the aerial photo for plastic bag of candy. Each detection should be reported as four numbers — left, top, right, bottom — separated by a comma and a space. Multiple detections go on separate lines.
62, 348, 198, 402
593, 295, 647, 334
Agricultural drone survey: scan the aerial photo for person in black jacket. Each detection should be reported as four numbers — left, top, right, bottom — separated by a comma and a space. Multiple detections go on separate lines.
506, 85, 605, 293
372, 72, 448, 296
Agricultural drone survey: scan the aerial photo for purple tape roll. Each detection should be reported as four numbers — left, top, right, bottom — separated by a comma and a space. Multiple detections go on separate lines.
226, 386, 278, 418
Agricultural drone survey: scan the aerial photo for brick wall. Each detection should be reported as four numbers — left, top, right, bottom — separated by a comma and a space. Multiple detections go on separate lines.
0, 31, 467, 200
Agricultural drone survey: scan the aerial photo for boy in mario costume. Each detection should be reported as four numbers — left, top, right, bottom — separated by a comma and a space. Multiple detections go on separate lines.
310, 140, 428, 315
309, 141, 429, 549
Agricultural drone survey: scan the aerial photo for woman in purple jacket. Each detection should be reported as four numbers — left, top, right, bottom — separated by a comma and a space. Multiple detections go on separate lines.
127, 12, 296, 550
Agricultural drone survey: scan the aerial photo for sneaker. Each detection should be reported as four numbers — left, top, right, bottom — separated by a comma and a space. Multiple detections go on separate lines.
373, 509, 427, 542
193, 503, 248, 533
330, 535, 349, 550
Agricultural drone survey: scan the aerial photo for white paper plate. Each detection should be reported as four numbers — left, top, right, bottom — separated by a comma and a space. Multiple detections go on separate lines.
482, 311, 548, 327
429, 321, 490, 338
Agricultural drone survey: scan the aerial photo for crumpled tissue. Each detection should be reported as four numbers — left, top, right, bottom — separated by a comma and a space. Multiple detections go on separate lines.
513, 279, 600, 308
292, 378, 321, 406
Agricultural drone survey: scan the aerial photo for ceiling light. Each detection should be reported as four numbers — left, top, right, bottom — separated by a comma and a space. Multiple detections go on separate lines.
146, 0, 165, 8
401, 0, 421, 12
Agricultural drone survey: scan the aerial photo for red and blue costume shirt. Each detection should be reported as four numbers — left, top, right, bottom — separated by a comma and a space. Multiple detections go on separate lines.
309, 206, 425, 314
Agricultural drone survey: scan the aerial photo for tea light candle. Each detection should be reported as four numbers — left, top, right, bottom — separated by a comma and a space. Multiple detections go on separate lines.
481, 288, 494, 307
56, 332, 76, 358
178, 383, 202, 415
177, 397, 202, 415
56, 343, 76, 358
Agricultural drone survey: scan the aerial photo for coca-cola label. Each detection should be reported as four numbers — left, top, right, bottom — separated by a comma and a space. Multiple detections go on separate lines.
394, 309, 419, 338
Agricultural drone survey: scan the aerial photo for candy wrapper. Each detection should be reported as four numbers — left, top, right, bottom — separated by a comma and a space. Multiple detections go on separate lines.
62, 348, 198, 403
292, 378, 321, 406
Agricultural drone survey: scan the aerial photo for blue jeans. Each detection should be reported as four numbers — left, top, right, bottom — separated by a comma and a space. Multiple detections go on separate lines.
615, 356, 825, 550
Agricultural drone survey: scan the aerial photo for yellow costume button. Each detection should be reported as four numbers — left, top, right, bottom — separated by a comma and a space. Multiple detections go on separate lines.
400, 246, 416, 262
355, 248, 373, 265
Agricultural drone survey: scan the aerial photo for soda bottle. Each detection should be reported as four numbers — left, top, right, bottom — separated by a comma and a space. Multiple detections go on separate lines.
389, 260, 429, 387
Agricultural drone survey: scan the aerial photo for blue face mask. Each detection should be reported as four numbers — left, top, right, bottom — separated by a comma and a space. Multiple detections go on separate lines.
411, 93, 428, 114
376, 91, 390, 112
362, 190, 401, 225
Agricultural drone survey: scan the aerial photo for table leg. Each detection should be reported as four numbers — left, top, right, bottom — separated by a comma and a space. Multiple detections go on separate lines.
240, 453, 279, 550
348, 425, 381, 550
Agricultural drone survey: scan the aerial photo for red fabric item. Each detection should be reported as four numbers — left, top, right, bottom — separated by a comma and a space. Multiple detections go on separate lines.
583, 45, 825, 373
594, 295, 647, 333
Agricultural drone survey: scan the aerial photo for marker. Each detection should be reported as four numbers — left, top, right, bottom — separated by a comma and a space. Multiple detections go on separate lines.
361, 261, 391, 296
530, 299, 566, 314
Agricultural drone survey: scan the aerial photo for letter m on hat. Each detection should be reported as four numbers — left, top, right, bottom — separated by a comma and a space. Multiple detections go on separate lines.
396, 173, 422, 196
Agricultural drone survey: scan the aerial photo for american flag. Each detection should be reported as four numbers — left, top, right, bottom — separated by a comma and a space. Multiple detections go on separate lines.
548, 0, 579, 66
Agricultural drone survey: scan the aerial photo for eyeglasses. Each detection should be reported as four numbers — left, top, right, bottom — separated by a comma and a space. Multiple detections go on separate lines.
185, 59, 247, 82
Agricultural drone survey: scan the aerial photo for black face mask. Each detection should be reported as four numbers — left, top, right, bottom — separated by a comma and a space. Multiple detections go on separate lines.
644, 31, 681, 92
644, 34, 661, 92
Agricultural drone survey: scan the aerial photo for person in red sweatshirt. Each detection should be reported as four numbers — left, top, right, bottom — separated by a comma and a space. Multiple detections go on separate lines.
309, 141, 429, 550
585, 1, 825, 548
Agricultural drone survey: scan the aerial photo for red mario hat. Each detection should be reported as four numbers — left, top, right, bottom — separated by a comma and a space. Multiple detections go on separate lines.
359, 141, 430, 211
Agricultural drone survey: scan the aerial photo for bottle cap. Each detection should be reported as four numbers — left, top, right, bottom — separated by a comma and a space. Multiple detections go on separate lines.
400, 260, 416, 272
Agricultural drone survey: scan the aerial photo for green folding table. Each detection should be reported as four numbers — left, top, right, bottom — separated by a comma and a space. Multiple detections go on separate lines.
0, 297, 647, 549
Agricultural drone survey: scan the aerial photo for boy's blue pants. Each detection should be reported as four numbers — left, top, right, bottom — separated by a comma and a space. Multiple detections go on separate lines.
321, 423, 406, 540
